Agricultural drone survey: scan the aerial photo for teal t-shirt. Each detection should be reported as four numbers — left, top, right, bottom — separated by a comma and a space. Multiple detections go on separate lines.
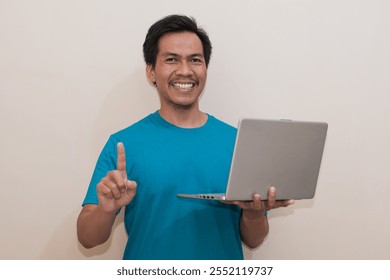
83, 111, 243, 259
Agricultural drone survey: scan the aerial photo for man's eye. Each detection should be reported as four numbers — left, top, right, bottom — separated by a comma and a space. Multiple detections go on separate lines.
191, 58, 202, 63
166, 58, 176, 62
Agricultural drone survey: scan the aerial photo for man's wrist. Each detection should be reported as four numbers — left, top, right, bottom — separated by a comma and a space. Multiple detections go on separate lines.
242, 209, 268, 222
96, 204, 118, 218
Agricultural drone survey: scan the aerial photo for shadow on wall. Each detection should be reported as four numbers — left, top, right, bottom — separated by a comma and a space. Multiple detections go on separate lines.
40, 208, 127, 260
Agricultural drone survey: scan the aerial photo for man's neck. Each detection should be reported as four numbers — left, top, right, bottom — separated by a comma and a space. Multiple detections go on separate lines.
158, 106, 208, 128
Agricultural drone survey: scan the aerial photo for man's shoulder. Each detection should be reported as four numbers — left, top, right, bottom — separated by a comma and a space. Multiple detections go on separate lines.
103, 113, 158, 148
208, 114, 237, 133
113, 113, 155, 136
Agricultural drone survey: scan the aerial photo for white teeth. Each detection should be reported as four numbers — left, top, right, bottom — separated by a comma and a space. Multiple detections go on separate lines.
172, 83, 194, 89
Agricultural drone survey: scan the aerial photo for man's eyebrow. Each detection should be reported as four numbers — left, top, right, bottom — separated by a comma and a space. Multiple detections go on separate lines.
189, 53, 205, 58
161, 52, 204, 58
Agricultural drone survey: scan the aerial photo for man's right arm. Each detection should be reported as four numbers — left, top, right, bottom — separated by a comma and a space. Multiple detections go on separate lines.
77, 204, 117, 248
77, 142, 137, 248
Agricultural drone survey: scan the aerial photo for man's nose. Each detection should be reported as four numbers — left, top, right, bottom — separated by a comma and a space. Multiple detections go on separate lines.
175, 61, 192, 76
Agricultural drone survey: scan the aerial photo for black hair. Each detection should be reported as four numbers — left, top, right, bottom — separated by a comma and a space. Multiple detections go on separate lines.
143, 14, 212, 68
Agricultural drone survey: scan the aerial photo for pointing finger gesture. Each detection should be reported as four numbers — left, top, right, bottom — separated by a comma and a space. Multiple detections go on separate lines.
116, 142, 128, 191
96, 142, 137, 214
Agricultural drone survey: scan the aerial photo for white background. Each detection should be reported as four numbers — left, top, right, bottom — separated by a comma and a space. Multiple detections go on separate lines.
1, 0, 389, 259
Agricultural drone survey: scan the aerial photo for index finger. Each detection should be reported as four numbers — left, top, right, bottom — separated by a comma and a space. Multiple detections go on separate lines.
267, 186, 276, 208
117, 142, 127, 178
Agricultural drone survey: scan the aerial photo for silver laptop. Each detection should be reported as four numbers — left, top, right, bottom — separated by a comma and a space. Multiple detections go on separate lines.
177, 118, 328, 201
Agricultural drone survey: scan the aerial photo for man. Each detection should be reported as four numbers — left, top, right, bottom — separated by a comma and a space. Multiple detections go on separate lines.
77, 14, 294, 260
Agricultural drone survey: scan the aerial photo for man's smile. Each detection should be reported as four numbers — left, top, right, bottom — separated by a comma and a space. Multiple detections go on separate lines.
171, 82, 196, 90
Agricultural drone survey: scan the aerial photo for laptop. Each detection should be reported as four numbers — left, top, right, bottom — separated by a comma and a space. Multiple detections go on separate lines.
177, 118, 328, 201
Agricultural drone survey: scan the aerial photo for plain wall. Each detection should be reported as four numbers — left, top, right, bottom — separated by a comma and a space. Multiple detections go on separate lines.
1, 0, 389, 259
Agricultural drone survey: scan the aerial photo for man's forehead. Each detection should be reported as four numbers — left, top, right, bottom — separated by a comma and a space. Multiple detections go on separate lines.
157, 32, 204, 55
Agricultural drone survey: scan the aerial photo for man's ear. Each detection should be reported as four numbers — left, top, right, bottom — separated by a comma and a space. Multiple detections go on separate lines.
146, 64, 156, 86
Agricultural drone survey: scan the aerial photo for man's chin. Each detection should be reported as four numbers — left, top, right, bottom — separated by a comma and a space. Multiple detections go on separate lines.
171, 102, 195, 111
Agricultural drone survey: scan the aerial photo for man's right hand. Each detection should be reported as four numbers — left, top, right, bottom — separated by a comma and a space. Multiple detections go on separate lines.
96, 142, 137, 214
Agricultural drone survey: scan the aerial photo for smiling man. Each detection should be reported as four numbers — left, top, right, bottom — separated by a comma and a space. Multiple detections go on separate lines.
146, 31, 208, 127
77, 15, 293, 260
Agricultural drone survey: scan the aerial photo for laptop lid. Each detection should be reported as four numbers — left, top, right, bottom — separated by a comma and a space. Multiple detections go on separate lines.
224, 118, 328, 200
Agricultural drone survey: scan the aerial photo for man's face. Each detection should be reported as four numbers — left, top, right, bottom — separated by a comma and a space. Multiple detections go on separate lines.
146, 32, 207, 111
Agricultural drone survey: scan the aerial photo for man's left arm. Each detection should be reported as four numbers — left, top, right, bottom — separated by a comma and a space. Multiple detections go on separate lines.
240, 203, 269, 248
225, 187, 295, 249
